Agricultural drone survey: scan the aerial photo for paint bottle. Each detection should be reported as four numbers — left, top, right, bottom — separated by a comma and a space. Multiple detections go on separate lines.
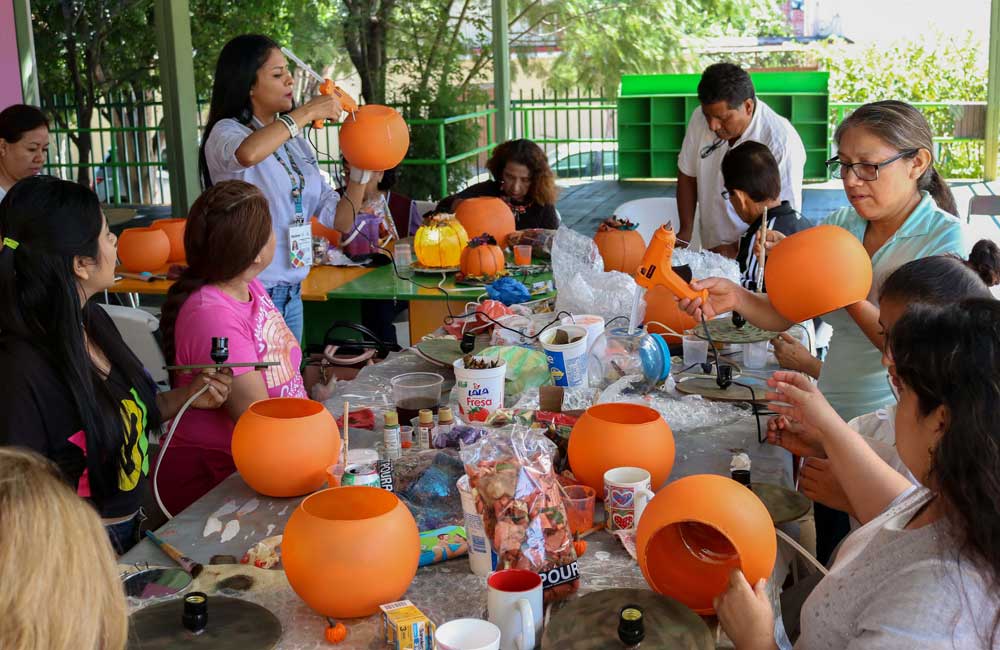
417, 409, 434, 450
383, 410, 402, 460
433, 407, 454, 449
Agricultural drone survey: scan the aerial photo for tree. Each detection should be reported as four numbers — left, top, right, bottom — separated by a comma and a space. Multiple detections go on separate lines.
341, 0, 396, 104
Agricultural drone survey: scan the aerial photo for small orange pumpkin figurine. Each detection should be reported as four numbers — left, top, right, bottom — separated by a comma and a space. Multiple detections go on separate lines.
594, 217, 646, 274
460, 233, 506, 278
325, 618, 347, 644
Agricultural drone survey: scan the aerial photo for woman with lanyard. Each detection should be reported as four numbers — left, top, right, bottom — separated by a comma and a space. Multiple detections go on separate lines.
200, 34, 371, 343
680, 101, 966, 563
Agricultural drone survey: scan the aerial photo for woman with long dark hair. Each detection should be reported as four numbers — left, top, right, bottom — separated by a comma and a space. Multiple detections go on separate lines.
716, 298, 1000, 648
199, 34, 370, 343
0, 176, 231, 553
436, 139, 560, 229
0, 104, 49, 201
156, 180, 307, 515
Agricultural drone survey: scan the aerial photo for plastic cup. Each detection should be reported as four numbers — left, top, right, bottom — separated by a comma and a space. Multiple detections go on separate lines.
391, 372, 444, 423
394, 242, 414, 279
741, 340, 768, 369
540, 325, 589, 387
399, 425, 414, 449
513, 244, 532, 266
457, 475, 496, 576
682, 335, 709, 367
563, 485, 596, 534
453, 358, 506, 421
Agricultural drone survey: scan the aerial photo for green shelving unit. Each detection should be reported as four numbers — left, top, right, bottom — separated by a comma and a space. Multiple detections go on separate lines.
616, 71, 830, 181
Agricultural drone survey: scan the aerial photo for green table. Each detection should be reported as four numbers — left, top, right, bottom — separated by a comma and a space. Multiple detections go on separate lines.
303, 263, 556, 347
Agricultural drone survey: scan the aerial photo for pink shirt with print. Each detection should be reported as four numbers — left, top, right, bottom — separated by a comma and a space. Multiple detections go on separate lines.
172, 279, 306, 449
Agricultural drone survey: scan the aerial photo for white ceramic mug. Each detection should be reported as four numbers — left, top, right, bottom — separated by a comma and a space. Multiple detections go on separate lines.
603, 467, 656, 532
487, 569, 543, 650
436, 619, 502, 650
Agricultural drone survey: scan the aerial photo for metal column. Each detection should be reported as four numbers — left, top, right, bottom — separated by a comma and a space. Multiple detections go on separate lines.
492, 0, 511, 143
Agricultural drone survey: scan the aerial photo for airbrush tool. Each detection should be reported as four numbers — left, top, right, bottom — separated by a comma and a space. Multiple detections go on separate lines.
280, 46, 358, 125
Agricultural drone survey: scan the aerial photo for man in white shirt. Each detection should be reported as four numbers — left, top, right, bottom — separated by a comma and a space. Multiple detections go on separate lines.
676, 63, 806, 255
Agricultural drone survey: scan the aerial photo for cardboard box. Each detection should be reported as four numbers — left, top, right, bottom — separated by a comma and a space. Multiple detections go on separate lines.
380, 600, 436, 650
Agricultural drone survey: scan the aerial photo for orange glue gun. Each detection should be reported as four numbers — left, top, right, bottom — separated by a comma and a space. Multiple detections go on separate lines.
634, 225, 709, 304
314, 79, 359, 129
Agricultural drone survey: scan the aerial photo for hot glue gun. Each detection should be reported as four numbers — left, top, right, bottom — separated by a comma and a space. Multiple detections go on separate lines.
634, 225, 709, 304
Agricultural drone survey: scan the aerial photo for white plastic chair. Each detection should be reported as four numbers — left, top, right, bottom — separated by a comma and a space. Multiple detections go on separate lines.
612, 197, 701, 249
99, 303, 168, 388
414, 200, 437, 218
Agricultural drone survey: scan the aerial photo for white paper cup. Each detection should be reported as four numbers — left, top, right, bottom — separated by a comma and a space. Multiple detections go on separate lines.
561, 314, 606, 357
741, 340, 768, 369
453, 358, 506, 420
458, 475, 496, 576
683, 335, 709, 367
435, 619, 502, 650
540, 325, 588, 387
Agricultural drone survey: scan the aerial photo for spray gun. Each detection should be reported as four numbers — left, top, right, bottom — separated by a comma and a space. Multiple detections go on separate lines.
280, 47, 358, 127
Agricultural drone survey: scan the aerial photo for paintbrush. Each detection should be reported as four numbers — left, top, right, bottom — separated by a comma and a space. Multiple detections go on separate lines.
145, 530, 204, 578
342, 400, 350, 466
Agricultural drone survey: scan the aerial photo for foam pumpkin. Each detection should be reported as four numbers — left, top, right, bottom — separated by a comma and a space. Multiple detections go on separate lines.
460, 234, 506, 278
413, 213, 469, 268
455, 197, 516, 248
594, 217, 646, 274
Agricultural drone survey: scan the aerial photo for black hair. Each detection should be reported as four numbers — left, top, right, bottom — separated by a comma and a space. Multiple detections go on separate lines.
378, 166, 398, 192
721, 141, 781, 202
0, 104, 49, 142
0, 176, 160, 503
880, 239, 1000, 305
888, 298, 1000, 646
199, 34, 282, 188
697, 63, 755, 109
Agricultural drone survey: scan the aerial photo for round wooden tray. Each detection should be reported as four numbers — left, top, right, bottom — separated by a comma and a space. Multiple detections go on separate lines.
412, 262, 459, 274
687, 319, 779, 344
751, 482, 812, 524
675, 374, 770, 403
128, 595, 281, 650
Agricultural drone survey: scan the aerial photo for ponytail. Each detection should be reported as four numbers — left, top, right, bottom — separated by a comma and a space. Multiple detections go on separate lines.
921, 166, 957, 217
159, 272, 210, 365
968, 239, 1000, 287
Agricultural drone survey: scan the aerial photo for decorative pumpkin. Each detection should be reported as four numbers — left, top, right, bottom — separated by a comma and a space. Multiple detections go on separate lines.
643, 285, 697, 344
151, 218, 186, 262
413, 213, 469, 267
283, 486, 420, 618
339, 105, 410, 172
594, 217, 646, 274
460, 234, 506, 278
574, 539, 588, 557
232, 398, 341, 497
568, 403, 675, 494
117, 227, 170, 273
765, 224, 873, 322
455, 197, 516, 248
324, 620, 347, 644
636, 474, 776, 614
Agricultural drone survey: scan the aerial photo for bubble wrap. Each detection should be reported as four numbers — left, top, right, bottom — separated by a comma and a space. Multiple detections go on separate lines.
596, 383, 748, 433
551, 226, 644, 324
672, 247, 741, 284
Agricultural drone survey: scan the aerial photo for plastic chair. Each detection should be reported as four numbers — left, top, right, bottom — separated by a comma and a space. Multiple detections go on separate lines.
415, 200, 437, 219
613, 197, 702, 249
99, 303, 168, 388
968, 195, 1000, 229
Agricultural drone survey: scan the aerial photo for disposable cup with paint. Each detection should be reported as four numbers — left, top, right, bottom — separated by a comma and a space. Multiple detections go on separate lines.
391, 372, 444, 423
562, 485, 596, 535
399, 425, 414, 448
453, 357, 506, 422
435, 619, 502, 650
513, 245, 532, 266
487, 569, 543, 650
326, 461, 345, 487
561, 314, 606, 356
540, 325, 589, 387
457, 475, 496, 576
741, 340, 768, 369
682, 335, 709, 368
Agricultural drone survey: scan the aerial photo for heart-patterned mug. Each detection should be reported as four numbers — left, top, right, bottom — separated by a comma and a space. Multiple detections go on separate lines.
604, 467, 656, 532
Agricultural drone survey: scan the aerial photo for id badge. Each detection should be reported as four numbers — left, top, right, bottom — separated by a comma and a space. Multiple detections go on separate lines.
288, 222, 313, 268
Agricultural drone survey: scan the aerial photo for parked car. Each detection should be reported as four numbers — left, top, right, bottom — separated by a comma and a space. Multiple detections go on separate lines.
460, 142, 618, 190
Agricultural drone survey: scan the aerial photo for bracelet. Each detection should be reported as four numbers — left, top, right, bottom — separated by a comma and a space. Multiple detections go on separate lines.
277, 114, 299, 139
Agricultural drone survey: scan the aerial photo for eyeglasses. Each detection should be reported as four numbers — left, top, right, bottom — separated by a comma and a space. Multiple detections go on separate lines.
826, 149, 918, 181
700, 138, 725, 159
720, 189, 731, 201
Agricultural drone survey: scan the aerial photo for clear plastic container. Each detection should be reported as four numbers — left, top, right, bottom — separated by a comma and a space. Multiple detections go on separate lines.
587, 326, 672, 393
390, 372, 444, 423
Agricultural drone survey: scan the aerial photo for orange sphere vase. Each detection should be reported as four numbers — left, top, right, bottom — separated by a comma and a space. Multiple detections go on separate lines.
151, 218, 186, 263
636, 474, 776, 614
117, 227, 170, 273
339, 105, 410, 172
568, 403, 675, 493
643, 285, 697, 344
455, 197, 516, 248
232, 398, 341, 497
764, 224, 873, 322
594, 218, 646, 274
283, 486, 420, 618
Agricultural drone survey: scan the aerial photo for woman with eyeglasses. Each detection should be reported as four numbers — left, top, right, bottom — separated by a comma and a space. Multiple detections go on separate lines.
679, 100, 965, 562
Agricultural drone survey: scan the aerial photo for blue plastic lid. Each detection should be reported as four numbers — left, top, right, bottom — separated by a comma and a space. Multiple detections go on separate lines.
639, 333, 672, 383
650, 333, 672, 381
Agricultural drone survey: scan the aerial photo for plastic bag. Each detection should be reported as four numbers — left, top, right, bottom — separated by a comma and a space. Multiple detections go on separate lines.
506, 229, 556, 259
551, 226, 644, 325
461, 427, 580, 602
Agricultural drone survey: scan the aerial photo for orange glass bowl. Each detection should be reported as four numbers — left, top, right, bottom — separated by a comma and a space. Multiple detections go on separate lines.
117, 227, 170, 273
455, 197, 516, 248
339, 105, 410, 172
567, 403, 675, 494
151, 218, 186, 263
231, 398, 341, 497
283, 486, 420, 618
635, 474, 776, 614
764, 224, 873, 323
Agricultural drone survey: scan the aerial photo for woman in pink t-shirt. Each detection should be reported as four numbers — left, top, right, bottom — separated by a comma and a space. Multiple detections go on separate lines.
156, 180, 307, 514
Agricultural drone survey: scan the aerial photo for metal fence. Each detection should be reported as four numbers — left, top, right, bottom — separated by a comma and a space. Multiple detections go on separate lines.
40, 91, 987, 206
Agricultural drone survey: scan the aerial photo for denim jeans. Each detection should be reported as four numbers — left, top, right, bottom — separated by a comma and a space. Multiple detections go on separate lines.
267, 283, 303, 345
105, 508, 146, 556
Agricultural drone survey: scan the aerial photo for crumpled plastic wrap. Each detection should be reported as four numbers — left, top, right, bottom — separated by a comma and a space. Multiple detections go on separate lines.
552, 226, 643, 324
597, 383, 748, 433
672, 247, 741, 284
512, 386, 598, 412
392, 449, 467, 531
